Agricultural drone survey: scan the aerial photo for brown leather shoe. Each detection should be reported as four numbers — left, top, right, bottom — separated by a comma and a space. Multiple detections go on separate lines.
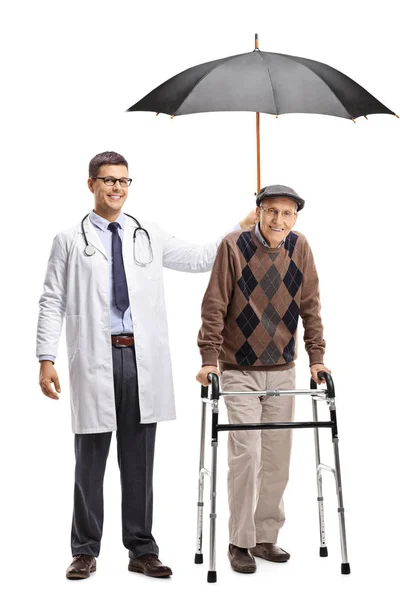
228, 544, 256, 574
66, 554, 96, 579
128, 554, 172, 578
250, 542, 290, 563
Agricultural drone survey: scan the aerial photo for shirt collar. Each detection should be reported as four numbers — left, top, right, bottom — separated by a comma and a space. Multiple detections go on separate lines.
89, 209, 126, 232
255, 223, 285, 249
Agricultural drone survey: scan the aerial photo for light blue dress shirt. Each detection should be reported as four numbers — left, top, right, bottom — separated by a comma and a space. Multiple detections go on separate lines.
88, 210, 134, 334
39, 210, 133, 363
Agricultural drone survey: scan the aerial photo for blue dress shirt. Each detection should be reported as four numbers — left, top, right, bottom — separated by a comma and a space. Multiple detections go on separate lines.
88, 210, 133, 334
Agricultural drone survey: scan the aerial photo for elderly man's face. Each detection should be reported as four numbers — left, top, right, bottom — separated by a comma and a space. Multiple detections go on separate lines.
256, 196, 298, 247
88, 164, 129, 219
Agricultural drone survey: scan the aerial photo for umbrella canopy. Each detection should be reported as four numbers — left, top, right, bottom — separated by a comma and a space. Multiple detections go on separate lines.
128, 50, 395, 119
127, 36, 397, 190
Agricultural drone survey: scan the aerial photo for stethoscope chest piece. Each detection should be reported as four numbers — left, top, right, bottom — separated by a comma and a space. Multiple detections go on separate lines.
84, 245, 96, 256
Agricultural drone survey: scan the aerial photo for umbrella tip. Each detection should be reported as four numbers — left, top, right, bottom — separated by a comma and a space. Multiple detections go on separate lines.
156, 113, 159, 116
364, 115, 368, 120
171, 114, 175, 119
395, 114, 399, 118
255, 33, 259, 50
352, 118, 356, 123
275, 114, 279, 119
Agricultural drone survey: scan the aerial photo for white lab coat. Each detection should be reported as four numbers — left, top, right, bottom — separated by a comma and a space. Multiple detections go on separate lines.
37, 216, 232, 433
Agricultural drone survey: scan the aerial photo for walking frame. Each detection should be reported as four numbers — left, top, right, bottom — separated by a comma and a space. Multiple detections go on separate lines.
194, 371, 350, 582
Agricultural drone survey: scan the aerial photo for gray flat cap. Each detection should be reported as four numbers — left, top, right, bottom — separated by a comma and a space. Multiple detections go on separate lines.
256, 184, 305, 211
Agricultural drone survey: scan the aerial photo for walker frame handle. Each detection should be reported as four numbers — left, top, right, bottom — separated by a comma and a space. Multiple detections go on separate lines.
311, 371, 335, 399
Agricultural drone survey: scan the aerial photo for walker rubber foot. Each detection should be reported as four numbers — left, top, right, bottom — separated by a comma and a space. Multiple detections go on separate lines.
195, 553, 203, 564
207, 570, 217, 583
320, 547, 328, 557
341, 563, 351, 575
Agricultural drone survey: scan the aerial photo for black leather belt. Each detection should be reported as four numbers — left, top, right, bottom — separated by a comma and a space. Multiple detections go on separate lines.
111, 335, 134, 347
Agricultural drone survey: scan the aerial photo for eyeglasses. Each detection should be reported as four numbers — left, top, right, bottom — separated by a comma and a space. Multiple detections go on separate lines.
92, 176, 132, 187
259, 206, 297, 220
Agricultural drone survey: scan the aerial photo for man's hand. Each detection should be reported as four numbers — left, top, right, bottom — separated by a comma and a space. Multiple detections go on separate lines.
239, 209, 258, 230
39, 361, 61, 400
196, 365, 220, 386
311, 364, 331, 385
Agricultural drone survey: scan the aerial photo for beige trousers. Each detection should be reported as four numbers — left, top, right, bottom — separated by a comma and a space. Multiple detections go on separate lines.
221, 367, 296, 548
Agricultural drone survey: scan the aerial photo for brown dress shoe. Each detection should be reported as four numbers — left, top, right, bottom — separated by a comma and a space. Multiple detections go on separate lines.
128, 554, 172, 578
66, 554, 97, 579
228, 544, 256, 574
250, 542, 291, 563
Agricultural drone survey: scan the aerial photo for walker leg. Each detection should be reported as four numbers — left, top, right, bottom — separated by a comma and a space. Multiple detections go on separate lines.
195, 401, 207, 564
208, 404, 218, 583
330, 405, 351, 575
312, 397, 328, 557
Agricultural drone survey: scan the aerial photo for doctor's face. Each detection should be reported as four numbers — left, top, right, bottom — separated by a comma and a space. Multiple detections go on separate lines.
88, 164, 129, 220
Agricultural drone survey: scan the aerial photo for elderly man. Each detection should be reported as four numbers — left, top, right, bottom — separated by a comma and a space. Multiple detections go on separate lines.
196, 185, 330, 574
37, 151, 256, 580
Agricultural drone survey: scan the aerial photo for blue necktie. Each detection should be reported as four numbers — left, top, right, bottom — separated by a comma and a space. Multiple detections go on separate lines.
108, 222, 130, 313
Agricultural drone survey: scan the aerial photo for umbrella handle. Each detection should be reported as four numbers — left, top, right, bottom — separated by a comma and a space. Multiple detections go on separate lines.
255, 34, 261, 193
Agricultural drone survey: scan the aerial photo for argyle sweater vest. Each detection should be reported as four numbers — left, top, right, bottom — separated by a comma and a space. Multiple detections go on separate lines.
198, 227, 325, 371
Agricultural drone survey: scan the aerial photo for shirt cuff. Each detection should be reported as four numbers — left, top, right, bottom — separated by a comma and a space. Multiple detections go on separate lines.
39, 355, 56, 364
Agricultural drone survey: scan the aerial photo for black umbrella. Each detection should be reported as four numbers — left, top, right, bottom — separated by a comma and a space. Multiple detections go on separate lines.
128, 34, 398, 192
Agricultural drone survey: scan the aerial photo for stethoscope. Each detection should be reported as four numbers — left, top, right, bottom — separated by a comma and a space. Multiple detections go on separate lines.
81, 213, 153, 266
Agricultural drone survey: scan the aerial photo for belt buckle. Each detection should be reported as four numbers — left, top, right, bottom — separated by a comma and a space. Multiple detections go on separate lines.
113, 335, 133, 348
114, 336, 125, 348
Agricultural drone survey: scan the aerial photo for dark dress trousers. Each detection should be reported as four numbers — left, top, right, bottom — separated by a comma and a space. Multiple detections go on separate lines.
71, 344, 158, 558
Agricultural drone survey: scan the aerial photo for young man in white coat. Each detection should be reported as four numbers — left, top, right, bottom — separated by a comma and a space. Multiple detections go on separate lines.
37, 151, 256, 580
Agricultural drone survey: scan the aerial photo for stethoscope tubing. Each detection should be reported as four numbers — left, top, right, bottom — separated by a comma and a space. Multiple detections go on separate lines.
80, 212, 153, 265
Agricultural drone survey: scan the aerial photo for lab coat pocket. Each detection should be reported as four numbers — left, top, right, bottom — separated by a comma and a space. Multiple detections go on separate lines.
66, 315, 81, 356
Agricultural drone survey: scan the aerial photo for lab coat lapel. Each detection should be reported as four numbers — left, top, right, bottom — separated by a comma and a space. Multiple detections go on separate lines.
82, 217, 108, 260
122, 218, 136, 267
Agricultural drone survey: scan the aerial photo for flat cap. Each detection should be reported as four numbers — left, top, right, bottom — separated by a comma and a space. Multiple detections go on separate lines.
256, 184, 305, 211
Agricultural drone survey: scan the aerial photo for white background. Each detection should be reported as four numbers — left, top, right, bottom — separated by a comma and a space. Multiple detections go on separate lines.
1, 0, 399, 598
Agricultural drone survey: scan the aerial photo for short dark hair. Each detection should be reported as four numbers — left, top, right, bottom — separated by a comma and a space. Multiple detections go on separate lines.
89, 151, 129, 178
